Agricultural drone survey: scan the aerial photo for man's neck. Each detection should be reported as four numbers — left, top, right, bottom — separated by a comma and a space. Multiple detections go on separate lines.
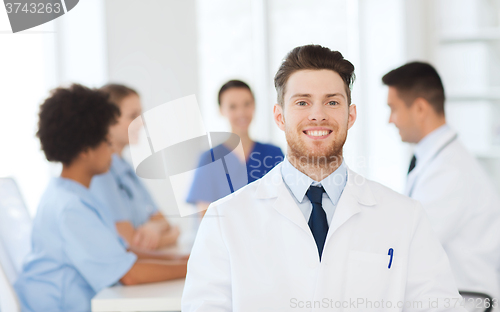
417, 118, 446, 144
60, 163, 93, 188
287, 153, 343, 182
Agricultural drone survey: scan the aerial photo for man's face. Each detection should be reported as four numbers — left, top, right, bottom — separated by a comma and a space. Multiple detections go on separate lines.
273, 69, 356, 164
387, 87, 419, 143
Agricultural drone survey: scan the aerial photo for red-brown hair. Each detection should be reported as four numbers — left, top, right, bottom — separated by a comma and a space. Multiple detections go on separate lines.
274, 44, 355, 106
99, 83, 139, 107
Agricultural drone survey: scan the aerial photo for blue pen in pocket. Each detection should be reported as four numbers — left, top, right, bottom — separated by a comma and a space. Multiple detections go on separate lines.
388, 248, 394, 269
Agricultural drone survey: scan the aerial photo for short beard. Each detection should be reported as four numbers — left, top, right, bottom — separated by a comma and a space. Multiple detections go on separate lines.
285, 124, 346, 174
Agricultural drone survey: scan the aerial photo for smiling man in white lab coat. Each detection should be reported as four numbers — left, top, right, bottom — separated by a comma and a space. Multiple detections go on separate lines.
383, 62, 500, 306
182, 45, 466, 311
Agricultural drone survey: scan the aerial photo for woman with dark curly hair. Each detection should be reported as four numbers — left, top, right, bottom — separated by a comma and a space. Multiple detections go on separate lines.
14, 84, 187, 312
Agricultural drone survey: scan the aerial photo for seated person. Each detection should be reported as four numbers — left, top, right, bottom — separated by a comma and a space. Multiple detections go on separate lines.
14, 84, 187, 312
186, 80, 284, 215
91, 84, 179, 250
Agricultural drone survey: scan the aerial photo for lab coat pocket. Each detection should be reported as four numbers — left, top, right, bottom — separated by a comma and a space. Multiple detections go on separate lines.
344, 250, 404, 310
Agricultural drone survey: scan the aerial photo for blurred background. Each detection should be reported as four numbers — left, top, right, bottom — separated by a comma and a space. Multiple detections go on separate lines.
1, 0, 499, 225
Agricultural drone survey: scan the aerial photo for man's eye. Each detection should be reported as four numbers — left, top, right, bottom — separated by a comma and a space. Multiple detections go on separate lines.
297, 101, 307, 106
328, 101, 339, 106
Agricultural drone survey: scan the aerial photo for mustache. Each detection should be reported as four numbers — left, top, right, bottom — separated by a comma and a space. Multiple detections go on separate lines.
299, 122, 338, 129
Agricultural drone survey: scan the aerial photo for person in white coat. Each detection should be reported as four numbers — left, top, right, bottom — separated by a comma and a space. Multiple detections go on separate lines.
182, 45, 467, 311
383, 62, 500, 306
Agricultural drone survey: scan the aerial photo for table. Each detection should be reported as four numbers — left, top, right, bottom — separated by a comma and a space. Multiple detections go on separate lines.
91, 223, 197, 312
91, 278, 185, 312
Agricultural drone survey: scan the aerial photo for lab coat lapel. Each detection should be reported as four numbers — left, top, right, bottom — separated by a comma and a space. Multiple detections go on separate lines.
255, 162, 311, 234
405, 128, 457, 196
255, 164, 377, 239
405, 171, 418, 196
326, 169, 376, 241
272, 182, 311, 233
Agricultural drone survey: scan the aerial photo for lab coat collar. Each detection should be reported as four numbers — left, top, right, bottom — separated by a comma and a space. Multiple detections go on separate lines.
256, 162, 376, 205
255, 162, 376, 235
413, 124, 452, 168
405, 125, 458, 196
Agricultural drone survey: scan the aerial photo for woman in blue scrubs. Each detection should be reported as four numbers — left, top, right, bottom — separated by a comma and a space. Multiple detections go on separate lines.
14, 84, 187, 312
91, 84, 179, 250
186, 80, 284, 215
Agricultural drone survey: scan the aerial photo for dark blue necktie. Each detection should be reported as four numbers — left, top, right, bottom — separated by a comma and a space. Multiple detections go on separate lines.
408, 155, 417, 174
306, 185, 328, 261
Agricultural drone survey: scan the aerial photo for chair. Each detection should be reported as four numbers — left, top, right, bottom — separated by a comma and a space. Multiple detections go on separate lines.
459, 291, 494, 312
0, 177, 33, 312
0, 240, 21, 312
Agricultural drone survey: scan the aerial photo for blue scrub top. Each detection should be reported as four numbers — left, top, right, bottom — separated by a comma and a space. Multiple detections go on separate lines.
14, 177, 137, 312
90, 154, 158, 228
186, 141, 283, 204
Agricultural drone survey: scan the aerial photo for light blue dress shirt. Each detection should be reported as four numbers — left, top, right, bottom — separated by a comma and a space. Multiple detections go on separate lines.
90, 154, 158, 228
413, 124, 450, 166
280, 157, 348, 226
14, 177, 137, 312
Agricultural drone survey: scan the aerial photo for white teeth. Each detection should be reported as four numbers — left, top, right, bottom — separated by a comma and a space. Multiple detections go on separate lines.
306, 130, 330, 137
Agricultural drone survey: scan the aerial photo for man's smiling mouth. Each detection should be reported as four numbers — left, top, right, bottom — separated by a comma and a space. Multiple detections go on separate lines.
303, 129, 333, 139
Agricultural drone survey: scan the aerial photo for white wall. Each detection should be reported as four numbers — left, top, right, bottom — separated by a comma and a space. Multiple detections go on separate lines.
356, 0, 407, 191
105, 0, 198, 110
195, 0, 261, 136
0, 7, 57, 215
104, 0, 199, 236
409, 0, 500, 192
55, 0, 108, 87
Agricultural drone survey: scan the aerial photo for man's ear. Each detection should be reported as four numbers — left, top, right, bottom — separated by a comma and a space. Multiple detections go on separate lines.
412, 97, 430, 118
273, 104, 285, 131
347, 104, 357, 130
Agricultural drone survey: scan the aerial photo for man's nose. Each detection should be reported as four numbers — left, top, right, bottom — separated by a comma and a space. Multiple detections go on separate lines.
308, 103, 328, 121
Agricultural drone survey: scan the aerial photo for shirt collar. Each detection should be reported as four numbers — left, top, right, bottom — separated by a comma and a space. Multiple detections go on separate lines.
414, 124, 450, 162
55, 176, 96, 206
281, 156, 347, 206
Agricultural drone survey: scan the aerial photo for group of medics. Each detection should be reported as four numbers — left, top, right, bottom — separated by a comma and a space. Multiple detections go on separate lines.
10, 43, 500, 311
12, 77, 284, 311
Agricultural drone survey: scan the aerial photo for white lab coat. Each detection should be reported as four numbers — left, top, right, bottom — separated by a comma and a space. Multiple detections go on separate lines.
182, 163, 465, 312
406, 127, 500, 303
